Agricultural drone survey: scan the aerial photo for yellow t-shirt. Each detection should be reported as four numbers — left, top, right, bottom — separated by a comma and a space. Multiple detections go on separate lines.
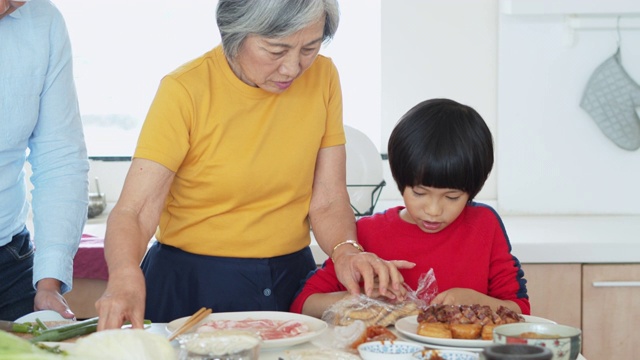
134, 45, 345, 258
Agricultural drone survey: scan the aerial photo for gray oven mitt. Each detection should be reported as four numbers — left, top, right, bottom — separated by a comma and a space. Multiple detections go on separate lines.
580, 49, 640, 151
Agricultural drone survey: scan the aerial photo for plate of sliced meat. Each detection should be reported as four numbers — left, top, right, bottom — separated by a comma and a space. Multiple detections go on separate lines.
395, 304, 555, 349
166, 311, 328, 349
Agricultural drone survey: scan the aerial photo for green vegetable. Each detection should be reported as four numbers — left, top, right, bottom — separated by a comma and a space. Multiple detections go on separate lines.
35, 319, 49, 331
34, 343, 67, 355
29, 317, 98, 343
0, 330, 51, 356
24, 317, 153, 343
10, 322, 35, 333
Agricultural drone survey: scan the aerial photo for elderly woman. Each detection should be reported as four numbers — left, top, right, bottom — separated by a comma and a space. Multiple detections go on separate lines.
96, 0, 412, 329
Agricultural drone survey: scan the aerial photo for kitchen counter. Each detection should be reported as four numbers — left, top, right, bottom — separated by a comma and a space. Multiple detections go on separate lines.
499, 215, 640, 263
311, 213, 640, 265
81, 203, 640, 265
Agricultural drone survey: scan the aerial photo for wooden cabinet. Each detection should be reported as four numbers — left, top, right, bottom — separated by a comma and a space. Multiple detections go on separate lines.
64, 278, 106, 319
582, 264, 640, 360
521, 264, 581, 328
521, 263, 640, 360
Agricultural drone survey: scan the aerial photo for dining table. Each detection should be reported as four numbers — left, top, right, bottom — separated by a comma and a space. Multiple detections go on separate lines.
143, 322, 587, 360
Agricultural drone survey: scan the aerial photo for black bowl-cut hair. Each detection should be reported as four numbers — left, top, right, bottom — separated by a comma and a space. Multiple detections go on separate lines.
387, 98, 494, 201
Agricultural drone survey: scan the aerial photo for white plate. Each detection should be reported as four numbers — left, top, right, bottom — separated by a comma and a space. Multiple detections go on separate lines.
166, 311, 328, 349
395, 315, 555, 348
15, 310, 65, 323
344, 125, 384, 215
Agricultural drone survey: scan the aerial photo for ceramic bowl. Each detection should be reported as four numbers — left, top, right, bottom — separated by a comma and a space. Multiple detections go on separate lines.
413, 349, 479, 360
358, 340, 425, 360
492, 323, 581, 360
177, 330, 260, 360
480, 344, 553, 360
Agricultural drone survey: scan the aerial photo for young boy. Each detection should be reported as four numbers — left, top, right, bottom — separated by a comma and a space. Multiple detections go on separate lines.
290, 98, 530, 318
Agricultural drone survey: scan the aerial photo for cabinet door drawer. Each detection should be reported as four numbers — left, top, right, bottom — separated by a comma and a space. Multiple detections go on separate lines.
521, 264, 581, 328
582, 264, 640, 360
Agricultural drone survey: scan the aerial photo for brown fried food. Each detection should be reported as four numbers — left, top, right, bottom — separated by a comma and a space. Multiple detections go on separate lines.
350, 325, 397, 349
367, 325, 397, 342
417, 322, 452, 339
449, 323, 482, 339
481, 324, 496, 340
416, 304, 525, 340
337, 301, 420, 327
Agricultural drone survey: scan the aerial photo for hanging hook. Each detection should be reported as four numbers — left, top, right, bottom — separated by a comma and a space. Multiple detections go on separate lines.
616, 15, 622, 51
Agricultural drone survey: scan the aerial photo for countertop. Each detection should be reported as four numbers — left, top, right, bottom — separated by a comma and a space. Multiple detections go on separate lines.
499, 215, 640, 264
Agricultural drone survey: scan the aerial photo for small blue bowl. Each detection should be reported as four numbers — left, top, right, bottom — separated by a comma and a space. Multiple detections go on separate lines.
358, 340, 425, 360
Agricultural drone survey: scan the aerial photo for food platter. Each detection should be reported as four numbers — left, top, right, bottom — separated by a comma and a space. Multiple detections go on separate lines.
395, 315, 555, 349
166, 311, 328, 349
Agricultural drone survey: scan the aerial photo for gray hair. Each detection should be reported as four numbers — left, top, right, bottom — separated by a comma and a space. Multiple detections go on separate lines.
216, 0, 340, 59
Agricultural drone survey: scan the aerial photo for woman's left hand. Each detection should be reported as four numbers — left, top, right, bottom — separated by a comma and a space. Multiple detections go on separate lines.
333, 251, 415, 300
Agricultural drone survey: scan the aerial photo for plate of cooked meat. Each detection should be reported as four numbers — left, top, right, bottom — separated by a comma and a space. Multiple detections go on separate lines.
167, 311, 328, 349
395, 304, 554, 348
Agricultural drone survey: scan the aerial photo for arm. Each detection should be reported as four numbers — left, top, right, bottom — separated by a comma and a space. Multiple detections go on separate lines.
29, 5, 89, 319
303, 292, 350, 318
308, 145, 406, 298
431, 289, 523, 314
96, 158, 175, 330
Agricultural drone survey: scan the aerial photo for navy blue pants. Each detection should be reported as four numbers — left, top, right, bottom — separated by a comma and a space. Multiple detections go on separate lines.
0, 227, 36, 321
141, 242, 316, 323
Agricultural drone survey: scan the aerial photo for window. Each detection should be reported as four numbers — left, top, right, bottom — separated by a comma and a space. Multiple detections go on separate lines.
55, 0, 382, 157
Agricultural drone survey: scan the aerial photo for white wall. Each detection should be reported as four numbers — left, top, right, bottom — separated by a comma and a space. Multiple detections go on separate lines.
378, 0, 499, 204
86, 0, 500, 209
497, 3, 640, 215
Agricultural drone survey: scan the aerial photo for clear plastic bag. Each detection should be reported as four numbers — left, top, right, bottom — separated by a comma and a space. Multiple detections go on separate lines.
321, 269, 439, 327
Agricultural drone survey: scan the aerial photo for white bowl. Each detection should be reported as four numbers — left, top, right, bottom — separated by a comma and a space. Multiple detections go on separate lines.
177, 330, 260, 360
412, 349, 479, 360
358, 340, 425, 360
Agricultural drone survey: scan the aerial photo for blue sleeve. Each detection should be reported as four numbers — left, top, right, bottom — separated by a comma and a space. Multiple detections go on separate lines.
27, 1, 89, 293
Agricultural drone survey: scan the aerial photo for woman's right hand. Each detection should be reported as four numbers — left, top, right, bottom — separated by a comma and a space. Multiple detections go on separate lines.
95, 266, 147, 331
359, 269, 412, 300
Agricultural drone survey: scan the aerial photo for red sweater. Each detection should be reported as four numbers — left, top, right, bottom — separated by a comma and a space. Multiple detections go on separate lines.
290, 203, 530, 315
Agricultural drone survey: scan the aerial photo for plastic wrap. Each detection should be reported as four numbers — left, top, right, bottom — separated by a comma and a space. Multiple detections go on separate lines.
321, 269, 438, 327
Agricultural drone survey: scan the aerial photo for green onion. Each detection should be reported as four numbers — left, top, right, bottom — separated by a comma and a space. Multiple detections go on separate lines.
29, 317, 99, 343
27, 317, 154, 343
35, 318, 48, 331
10, 323, 34, 333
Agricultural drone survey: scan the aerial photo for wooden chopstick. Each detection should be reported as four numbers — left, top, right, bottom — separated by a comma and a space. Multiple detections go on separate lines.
167, 306, 212, 341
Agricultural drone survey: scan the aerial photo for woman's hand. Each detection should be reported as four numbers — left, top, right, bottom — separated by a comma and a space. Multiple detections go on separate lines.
332, 250, 415, 300
95, 266, 147, 331
34, 278, 75, 319
96, 158, 174, 331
